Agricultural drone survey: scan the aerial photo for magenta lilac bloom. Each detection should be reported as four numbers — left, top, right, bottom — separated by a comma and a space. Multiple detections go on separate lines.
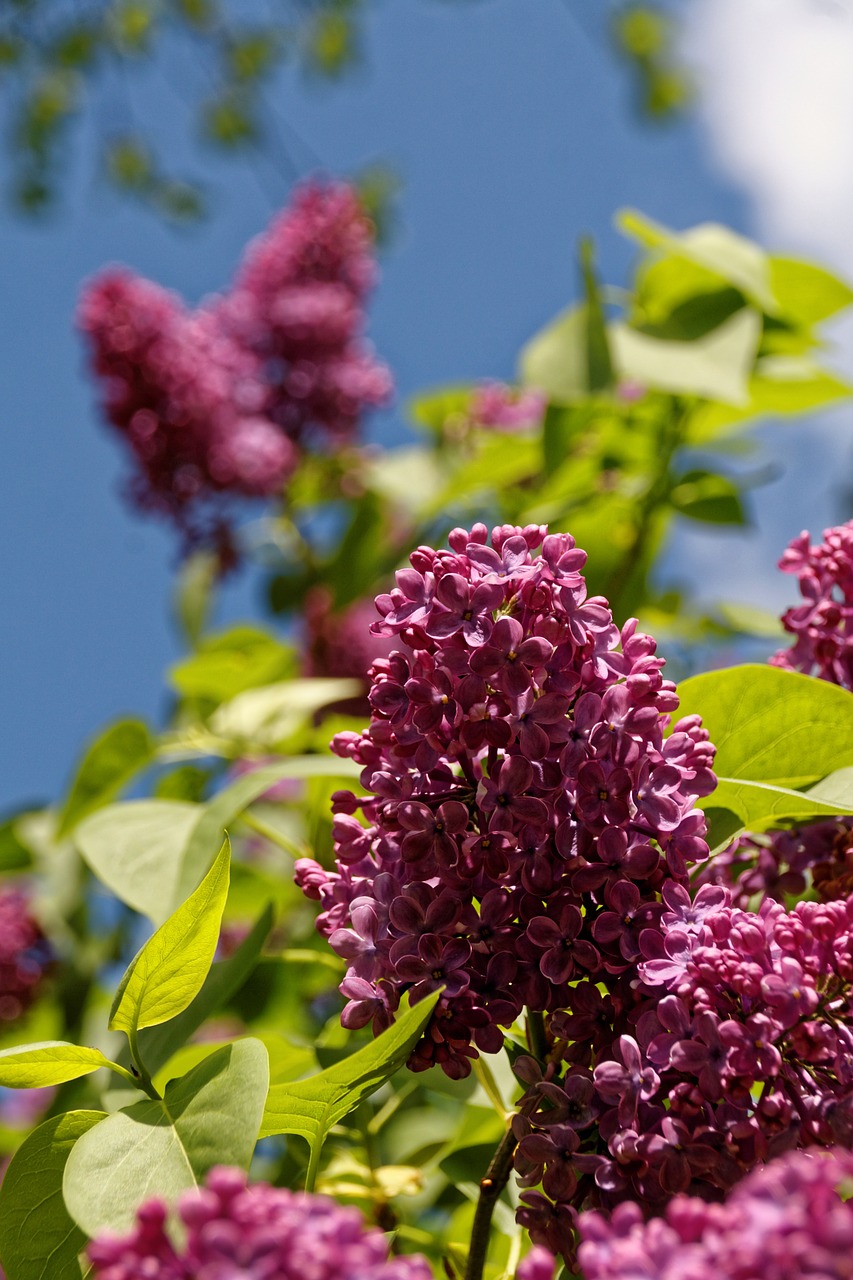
87, 1166, 432, 1280
578, 1147, 853, 1280
78, 180, 390, 553
296, 523, 716, 1083
771, 518, 853, 684
513, 879, 853, 1262
0, 887, 51, 1023
704, 519, 853, 909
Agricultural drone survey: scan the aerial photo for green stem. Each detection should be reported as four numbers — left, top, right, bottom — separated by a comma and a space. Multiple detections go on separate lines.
527, 1008, 548, 1064
304, 1138, 322, 1194
128, 1025, 160, 1101
464, 1124, 518, 1280
240, 810, 311, 860
603, 398, 687, 617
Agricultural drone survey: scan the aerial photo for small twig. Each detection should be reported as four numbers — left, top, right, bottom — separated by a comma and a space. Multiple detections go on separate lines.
464, 1125, 518, 1280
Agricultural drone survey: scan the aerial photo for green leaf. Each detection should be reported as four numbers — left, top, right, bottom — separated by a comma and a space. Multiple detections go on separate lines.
260, 990, 441, 1145
519, 305, 588, 402
110, 839, 231, 1036
669, 468, 747, 525
426, 435, 542, 514
0, 1111, 105, 1280
57, 718, 154, 837
209, 678, 362, 745
77, 760, 357, 926
74, 799, 201, 925
609, 308, 761, 405
0, 1042, 122, 1089
687, 356, 852, 443
63, 1040, 269, 1239
169, 625, 294, 702
408, 386, 473, 434
172, 549, 220, 650
154, 1032, 313, 1093
677, 664, 853, 789
678, 664, 853, 840
579, 238, 614, 392
139, 903, 274, 1077
617, 209, 778, 313
770, 256, 853, 326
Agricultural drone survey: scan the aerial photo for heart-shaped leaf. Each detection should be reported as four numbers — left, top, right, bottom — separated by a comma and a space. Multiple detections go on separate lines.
63, 1039, 269, 1239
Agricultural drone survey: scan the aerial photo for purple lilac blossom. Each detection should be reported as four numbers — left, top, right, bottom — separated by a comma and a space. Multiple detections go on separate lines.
703, 519, 853, 907
577, 1146, 853, 1280
0, 887, 51, 1023
295, 522, 716, 1088
78, 181, 390, 554
87, 1166, 432, 1280
514, 879, 853, 1263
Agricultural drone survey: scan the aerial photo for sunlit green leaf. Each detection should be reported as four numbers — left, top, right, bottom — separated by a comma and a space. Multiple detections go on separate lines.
261, 990, 442, 1147
0, 1042, 121, 1089
610, 308, 761, 405
75, 799, 201, 924
110, 839, 231, 1035
138, 902, 273, 1077
209, 678, 362, 745
519, 305, 588, 402
617, 209, 777, 313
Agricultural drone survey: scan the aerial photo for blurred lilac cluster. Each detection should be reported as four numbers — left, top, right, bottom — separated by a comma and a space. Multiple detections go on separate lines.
0, 888, 50, 1024
771, 519, 853, 683
87, 1166, 431, 1280
577, 1147, 853, 1280
296, 522, 715, 1080
78, 182, 390, 555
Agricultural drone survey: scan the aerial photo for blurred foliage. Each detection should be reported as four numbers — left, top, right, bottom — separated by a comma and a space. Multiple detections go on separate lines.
0, 1, 687, 222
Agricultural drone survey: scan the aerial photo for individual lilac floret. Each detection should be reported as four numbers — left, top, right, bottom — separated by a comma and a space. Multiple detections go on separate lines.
298, 523, 716, 1080
87, 1166, 432, 1280
578, 1147, 853, 1280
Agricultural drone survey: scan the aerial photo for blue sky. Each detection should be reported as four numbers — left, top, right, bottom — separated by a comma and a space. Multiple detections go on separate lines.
2, 0, 838, 808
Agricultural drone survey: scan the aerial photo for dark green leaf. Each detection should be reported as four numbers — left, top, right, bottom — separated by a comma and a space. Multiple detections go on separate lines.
579, 237, 614, 392
0, 1111, 105, 1280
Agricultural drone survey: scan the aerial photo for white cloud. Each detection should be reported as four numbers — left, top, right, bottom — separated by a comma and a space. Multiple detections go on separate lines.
684, 0, 853, 274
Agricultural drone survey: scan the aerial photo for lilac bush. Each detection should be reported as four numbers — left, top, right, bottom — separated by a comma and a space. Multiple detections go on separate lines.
297, 521, 716, 1082
87, 1166, 432, 1280
578, 1146, 853, 1280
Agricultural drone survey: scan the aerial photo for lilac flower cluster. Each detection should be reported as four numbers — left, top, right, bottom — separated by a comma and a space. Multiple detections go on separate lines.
515, 881, 853, 1260
468, 384, 546, 433
578, 1147, 853, 1280
79, 181, 390, 550
296, 523, 716, 1080
706, 818, 853, 908
87, 1166, 431, 1280
0, 888, 50, 1023
706, 519, 853, 908
771, 518, 853, 683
